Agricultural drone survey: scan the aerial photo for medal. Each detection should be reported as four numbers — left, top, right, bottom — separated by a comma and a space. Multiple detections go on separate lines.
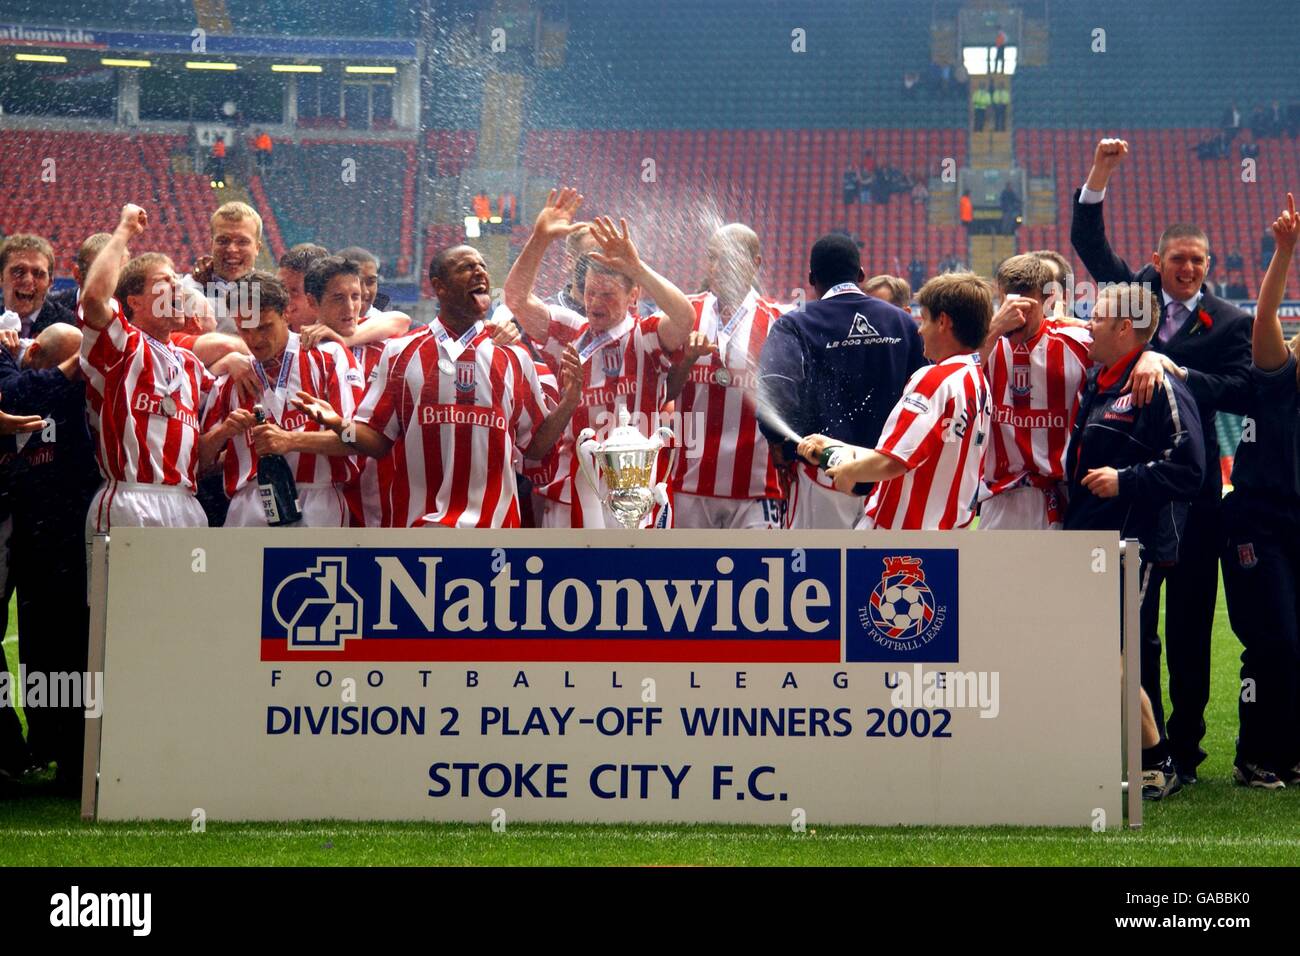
714, 367, 732, 387
160, 395, 177, 416
438, 358, 456, 375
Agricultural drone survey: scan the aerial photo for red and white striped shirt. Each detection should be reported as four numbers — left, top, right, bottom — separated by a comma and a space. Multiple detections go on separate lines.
342, 309, 408, 527
79, 299, 214, 490
203, 332, 365, 497
983, 322, 1091, 496
671, 290, 783, 500
863, 354, 990, 530
355, 320, 549, 528
537, 305, 672, 526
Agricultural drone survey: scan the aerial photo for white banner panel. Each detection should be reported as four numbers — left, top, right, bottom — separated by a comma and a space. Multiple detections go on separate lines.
94, 529, 1122, 827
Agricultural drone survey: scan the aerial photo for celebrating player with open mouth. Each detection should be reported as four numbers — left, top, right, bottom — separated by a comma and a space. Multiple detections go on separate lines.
292, 245, 582, 528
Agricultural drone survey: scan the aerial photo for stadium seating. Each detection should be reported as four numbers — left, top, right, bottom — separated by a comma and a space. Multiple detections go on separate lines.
526, 0, 966, 129
1, 0, 194, 32
1013, 1, 1300, 128
225, 0, 416, 37
1015, 128, 1300, 299
0, 130, 217, 277
259, 140, 417, 275
419, 127, 965, 298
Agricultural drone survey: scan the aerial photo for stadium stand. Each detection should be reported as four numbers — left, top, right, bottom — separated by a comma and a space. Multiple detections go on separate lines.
1016, 128, 1300, 299
259, 140, 417, 275
0, 129, 220, 277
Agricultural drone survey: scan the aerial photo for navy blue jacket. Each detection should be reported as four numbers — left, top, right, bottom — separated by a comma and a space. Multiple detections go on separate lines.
1063, 346, 1205, 563
1071, 190, 1252, 498
757, 289, 925, 492
0, 348, 99, 537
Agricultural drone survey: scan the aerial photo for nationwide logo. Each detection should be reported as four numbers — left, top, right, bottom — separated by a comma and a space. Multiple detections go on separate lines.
260, 546, 844, 662
846, 550, 958, 662
270, 556, 364, 650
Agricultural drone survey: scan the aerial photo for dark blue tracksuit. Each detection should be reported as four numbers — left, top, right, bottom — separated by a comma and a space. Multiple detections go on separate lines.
757, 287, 925, 494
1220, 355, 1300, 774
0, 349, 100, 784
1064, 346, 1205, 564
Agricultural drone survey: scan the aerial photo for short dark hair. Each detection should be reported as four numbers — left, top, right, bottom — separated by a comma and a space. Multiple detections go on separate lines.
0, 234, 55, 276
279, 243, 329, 274
916, 271, 992, 350
995, 253, 1052, 298
808, 233, 861, 288
429, 244, 475, 285
1157, 224, 1209, 255
304, 255, 360, 301
336, 245, 378, 268
230, 270, 290, 322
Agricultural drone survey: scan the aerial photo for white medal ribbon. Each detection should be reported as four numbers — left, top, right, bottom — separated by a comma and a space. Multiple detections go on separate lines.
143, 332, 184, 415
713, 290, 757, 373
576, 316, 633, 364
254, 346, 297, 420
430, 318, 483, 364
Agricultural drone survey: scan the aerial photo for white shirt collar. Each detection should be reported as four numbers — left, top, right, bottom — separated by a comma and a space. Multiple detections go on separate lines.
821, 282, 862, 300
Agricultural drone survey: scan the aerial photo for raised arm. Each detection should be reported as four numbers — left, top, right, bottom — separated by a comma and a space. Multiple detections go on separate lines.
523, 345, 581, 460
1070, 138, 1141, 284
665, 331, 718, 401
503, 187, 584, 343
82, 204, 146, 329
1254, 192, 1298, 372
588, 216, 694, 352
345, 310, 411, 347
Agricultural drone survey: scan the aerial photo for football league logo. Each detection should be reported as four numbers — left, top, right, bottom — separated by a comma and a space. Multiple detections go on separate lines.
864, 556, 940, 646
270, 557, 364, 650
846, 551, 957, 661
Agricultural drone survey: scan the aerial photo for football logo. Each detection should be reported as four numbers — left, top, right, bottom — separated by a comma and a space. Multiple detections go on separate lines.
455, 359, 477, 394
270, 557, 364, 650
859, 555, 947, 652
601, 345, 623, 378
1011, 363, 1031, 397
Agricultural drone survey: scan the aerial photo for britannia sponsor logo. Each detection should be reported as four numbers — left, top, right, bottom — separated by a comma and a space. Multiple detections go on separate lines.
418, 403, 507, 431
261, 547, 843, 661
846, 550, 958, 662
992, 404, 1067, 430
579, 378, 638, 408
133, 393, 199, 429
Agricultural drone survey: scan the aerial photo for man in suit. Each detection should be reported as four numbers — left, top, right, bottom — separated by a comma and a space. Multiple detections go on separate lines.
1071, 137, 1253, 784
0, 235, 76, 338
47, 232, 124, 316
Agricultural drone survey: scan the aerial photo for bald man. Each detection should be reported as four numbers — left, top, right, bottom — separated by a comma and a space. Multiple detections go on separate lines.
0, 320, 100, 794
665, 223, 788, 529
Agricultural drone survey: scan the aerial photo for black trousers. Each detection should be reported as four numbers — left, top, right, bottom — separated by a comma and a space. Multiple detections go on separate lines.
1139, 495, 1222, 771
0, 529, 30, 774
1221, 491, 1300, 773
12, 519, 90, 785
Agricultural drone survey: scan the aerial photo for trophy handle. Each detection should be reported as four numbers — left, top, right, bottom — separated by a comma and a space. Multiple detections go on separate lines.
654, 426, 679, 497
576, 428, 603, 495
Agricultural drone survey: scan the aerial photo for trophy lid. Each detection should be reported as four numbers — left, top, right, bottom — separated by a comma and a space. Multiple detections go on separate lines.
599, 404, 660, 453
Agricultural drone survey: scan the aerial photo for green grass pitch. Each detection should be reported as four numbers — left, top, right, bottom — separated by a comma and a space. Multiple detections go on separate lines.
2, 577, 1299, 866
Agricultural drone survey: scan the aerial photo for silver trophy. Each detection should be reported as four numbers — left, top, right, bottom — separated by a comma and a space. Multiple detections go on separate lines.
577, 405, 675, 529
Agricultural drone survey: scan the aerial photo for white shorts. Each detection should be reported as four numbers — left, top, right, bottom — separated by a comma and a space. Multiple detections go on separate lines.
787, 469, 864, 530
673, 492, 784, 530
86, 480, 208, 538
978, 484, 1062, 530
225, 482, 348, 528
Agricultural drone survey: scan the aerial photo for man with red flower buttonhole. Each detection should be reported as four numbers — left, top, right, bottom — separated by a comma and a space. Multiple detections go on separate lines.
1071, 136, 1253, 786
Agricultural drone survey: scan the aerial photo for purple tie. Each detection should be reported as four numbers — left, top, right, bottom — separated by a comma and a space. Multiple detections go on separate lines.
1160, 302, 1186, 344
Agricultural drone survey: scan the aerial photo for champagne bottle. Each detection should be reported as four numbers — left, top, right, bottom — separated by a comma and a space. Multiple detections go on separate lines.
253, 404, 302, 526
818, 445, 849, 470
